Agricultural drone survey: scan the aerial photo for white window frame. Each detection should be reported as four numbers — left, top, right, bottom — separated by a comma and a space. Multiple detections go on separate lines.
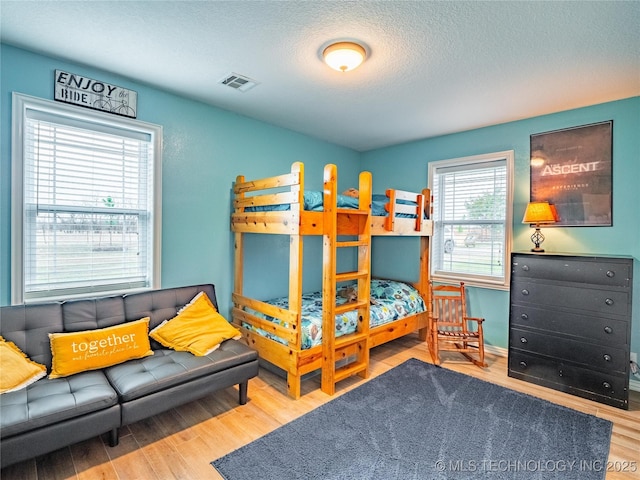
428, 150, 514, 289
11, 92, 162, 304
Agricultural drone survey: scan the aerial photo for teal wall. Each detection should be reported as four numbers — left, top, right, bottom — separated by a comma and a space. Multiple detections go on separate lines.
2, 44, 639, 362
0, 44, 360, 313
363, 97, 640, 355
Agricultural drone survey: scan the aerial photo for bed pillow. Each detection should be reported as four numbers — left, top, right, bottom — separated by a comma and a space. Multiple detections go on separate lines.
149, 291, 241, 356
0, 336, 47, 394
48, 317, 153, 379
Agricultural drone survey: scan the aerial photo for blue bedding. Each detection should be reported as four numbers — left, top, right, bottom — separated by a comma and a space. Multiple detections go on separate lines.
243, 279, 426, 349
246, 191, 418, 217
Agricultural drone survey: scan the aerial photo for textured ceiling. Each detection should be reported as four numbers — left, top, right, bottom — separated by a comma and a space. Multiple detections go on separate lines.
2, 1, 639, 152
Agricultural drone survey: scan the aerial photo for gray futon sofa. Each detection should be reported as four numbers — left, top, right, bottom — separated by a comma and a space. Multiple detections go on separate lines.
0, 283, 259, 467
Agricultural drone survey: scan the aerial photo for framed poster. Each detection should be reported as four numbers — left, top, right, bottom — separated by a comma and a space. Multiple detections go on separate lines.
530, 121, 612, 226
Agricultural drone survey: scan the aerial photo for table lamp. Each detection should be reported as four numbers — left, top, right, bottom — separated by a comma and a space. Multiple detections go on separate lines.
522, 201, 557, 252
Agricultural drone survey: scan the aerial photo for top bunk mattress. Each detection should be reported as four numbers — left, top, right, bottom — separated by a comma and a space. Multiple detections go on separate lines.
245, 192, 420, 217
242, 279, 426, 350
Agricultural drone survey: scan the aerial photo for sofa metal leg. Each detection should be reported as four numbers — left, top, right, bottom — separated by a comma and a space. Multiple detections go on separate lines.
109, 428, 119, 447
239, 381, 248, 405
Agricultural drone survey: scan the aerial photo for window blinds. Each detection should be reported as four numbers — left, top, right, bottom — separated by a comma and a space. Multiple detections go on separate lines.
23, 111, 154, 299
431, 159, 507, 281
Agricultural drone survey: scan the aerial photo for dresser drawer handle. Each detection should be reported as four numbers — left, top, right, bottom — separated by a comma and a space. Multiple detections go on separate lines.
522, 265, 530, 272
603, 354, 612, 362
606, 270, 615, 278
521, 289, 529, 296
605, 298, 614, 306
520, 313, 529, 320
604, 326, 613, 334
602, 382, 611, 389
520, 337, 528, 344
519, 361, 527, 368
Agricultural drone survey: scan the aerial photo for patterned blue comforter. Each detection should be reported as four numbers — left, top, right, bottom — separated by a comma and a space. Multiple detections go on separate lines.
243, 279, 426, 349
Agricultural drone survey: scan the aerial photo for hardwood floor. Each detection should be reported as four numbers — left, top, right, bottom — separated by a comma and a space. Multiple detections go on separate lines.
3, 335, 639, 479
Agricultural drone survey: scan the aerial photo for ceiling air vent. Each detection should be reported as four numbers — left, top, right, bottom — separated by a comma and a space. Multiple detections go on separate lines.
219, 73, 259, 92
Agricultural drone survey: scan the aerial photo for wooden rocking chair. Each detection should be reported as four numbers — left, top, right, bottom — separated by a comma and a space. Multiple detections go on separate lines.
428, 281, 487, 367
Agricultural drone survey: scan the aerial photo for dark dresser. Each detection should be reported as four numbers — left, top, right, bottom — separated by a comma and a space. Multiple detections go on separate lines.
508, 252, 633, 409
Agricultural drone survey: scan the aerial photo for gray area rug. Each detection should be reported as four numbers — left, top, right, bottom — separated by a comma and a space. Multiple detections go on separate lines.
212, 358, 612, 479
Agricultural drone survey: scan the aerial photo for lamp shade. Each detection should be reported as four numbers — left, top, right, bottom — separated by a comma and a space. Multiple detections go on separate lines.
522, 201, 557, 224
323, 42, 366, 72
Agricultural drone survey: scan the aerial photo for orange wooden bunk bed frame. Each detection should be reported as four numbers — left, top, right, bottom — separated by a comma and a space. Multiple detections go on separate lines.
231, 162, 432, 398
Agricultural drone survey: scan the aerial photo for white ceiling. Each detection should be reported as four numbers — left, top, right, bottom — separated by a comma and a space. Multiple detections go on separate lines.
2, 1, 639, 152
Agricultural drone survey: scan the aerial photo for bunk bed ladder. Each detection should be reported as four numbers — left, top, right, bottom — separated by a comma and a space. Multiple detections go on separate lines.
321, 166, 372, 396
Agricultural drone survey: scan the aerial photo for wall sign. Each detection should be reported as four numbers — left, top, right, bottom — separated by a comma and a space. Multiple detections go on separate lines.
54, 70, 137, 118
530, 121, 613, 226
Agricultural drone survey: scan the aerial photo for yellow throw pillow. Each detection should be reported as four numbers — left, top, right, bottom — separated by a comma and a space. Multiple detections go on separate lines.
149, 292, 241, 356
0, 335, 47, 394
49, 317, 153, 379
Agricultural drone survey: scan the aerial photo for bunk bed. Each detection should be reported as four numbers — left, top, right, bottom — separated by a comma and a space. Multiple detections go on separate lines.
231, 162, 433, 398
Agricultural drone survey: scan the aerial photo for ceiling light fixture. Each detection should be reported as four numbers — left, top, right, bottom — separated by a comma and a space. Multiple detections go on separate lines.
323, 41, 366, 72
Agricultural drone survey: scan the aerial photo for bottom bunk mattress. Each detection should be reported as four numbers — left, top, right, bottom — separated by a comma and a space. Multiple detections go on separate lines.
243, 279, 426, 350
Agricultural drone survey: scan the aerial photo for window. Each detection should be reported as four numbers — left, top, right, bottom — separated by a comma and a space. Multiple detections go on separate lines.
11, 93, 162, 303
428, 151, 513, 288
